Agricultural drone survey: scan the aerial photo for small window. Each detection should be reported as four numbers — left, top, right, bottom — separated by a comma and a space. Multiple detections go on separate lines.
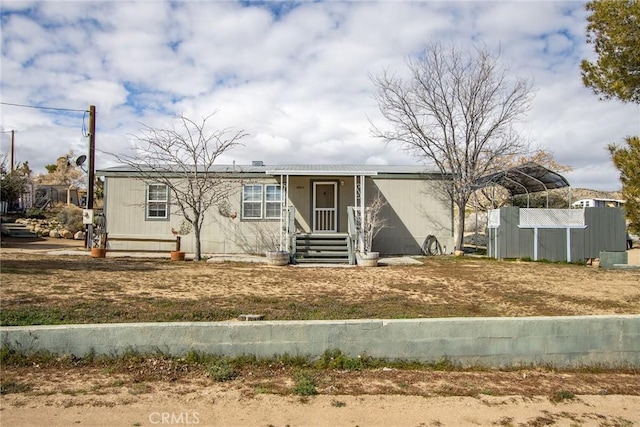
147, 183, 169, 220
242, 184, 263, 219
242, 184, 282, 219
265, 185, 282, 219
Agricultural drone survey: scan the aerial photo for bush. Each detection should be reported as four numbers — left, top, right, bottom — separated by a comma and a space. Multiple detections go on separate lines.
315, 349, 365, 371
293, 371, 317, 396
56, 205, 84, 233
207, 361, 237, 382
24, 208, 46, 219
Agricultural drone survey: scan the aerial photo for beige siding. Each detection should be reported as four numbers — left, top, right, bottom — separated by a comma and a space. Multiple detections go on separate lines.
372, 178, 453, 255
287, 176, 311, 232
104, 174, 453, 255
105, 177, 281, 254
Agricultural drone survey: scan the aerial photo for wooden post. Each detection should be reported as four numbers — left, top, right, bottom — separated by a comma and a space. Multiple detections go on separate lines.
176, 236, 181, 252
85, 105, 96, 250
87, 105, 96, 210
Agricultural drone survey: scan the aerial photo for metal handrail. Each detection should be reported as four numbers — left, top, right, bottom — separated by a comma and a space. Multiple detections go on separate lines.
346, 206, 357, 265
287, 206, 296, 262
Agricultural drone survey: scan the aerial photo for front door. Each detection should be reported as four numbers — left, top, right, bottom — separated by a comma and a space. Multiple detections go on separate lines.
313, 182, 337, 232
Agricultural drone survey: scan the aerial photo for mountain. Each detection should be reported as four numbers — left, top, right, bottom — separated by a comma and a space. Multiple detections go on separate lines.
569, 188, 623, 202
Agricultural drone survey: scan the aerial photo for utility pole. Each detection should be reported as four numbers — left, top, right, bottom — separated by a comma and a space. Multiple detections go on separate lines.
10, 130, 15, 172
88, 105, 96, 210
86, 105, 96, 250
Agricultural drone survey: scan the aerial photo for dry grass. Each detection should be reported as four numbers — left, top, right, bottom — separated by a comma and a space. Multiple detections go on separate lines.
1, 252, 639, 325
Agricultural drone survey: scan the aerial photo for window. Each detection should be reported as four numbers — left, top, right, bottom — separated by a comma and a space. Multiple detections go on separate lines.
265, 185, 282, 219
147, 183, 169, 220
242, 184, 282, 219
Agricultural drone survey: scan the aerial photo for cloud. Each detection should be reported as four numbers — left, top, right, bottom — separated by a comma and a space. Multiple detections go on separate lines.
1, 0, 638, 192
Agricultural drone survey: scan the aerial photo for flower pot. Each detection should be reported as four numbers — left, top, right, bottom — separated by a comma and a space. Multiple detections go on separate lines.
170, 251, 186, 261
356, 251, 379, 267
91, 248, 107, 258
266, 250, 290, 266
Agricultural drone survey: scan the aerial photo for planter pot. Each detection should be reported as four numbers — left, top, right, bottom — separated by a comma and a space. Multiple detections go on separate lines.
91, 248, 107, 258
171, 251, 186, 261
356, 252, 379, 267
266, 250, 290, 266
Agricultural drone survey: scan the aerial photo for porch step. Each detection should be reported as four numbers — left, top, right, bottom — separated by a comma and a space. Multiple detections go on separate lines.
294, 233, 350, 264
1, 223, 37, 238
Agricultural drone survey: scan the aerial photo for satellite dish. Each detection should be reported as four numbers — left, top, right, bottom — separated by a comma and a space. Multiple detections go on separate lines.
76, 155, 87, 166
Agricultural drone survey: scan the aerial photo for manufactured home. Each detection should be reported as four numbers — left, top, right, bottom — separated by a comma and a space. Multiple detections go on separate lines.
98, 164, 454, 263
572, 198, 625, 209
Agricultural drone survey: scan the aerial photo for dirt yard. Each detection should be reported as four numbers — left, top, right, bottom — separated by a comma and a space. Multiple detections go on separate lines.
1, 250, 639, 324
1, 244, 639, 426
1, 363, 639, 426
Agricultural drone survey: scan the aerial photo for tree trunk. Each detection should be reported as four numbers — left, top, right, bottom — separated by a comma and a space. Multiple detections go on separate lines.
193, 223, 202, 261
455, 200, 466, 251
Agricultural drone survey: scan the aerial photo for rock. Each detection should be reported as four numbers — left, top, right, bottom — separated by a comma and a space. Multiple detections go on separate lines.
49, 229, 60, 238
74, 231, 86, 240
454, 250, 465, 257
238, 314, 265, 321
463, 233, 487, 247
62, 230, 73, 239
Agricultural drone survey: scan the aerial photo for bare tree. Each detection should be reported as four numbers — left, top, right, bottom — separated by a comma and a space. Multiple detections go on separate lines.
356, 191, 388, 254
371, 41, 535, 250
111, 113, 248, 260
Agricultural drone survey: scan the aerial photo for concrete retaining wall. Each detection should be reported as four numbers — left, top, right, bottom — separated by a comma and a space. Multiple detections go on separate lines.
2, 315, 639, 367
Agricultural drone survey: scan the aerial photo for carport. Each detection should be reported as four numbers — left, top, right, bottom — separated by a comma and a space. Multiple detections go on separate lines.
472, 163, 626, 262
472, 162, 571, 208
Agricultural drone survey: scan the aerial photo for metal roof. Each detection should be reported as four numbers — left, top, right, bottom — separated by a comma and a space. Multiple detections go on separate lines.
265, 164, 434, 176
98, 164, 439, 176
472, 162, 570, 195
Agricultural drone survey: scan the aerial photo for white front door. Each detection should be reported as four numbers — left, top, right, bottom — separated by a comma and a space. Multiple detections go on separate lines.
313, 182, 337, 232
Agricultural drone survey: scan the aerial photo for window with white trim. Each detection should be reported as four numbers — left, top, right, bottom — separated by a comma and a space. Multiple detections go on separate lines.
265, 184, 282, 219
146, 183, 169, 220
242, 184, 282, 219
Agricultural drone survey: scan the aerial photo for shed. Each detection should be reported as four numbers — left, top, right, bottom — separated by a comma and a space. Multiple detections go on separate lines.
487, 207, 626, 262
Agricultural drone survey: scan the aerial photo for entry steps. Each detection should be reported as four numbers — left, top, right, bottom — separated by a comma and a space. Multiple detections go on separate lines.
0, 222, 37, 238
293, 233, 350, 264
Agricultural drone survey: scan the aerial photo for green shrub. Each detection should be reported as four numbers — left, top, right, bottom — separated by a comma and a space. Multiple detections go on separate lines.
207, 361, 237, 382
293, 371, 317, 396
25, 208, 45, 219
316, 349, 364, 371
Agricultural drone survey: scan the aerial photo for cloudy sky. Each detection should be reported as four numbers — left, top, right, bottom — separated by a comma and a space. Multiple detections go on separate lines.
1, 0, 638, 191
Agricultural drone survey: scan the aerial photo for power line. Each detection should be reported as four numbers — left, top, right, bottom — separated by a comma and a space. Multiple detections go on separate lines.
0, 101, 88, 113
